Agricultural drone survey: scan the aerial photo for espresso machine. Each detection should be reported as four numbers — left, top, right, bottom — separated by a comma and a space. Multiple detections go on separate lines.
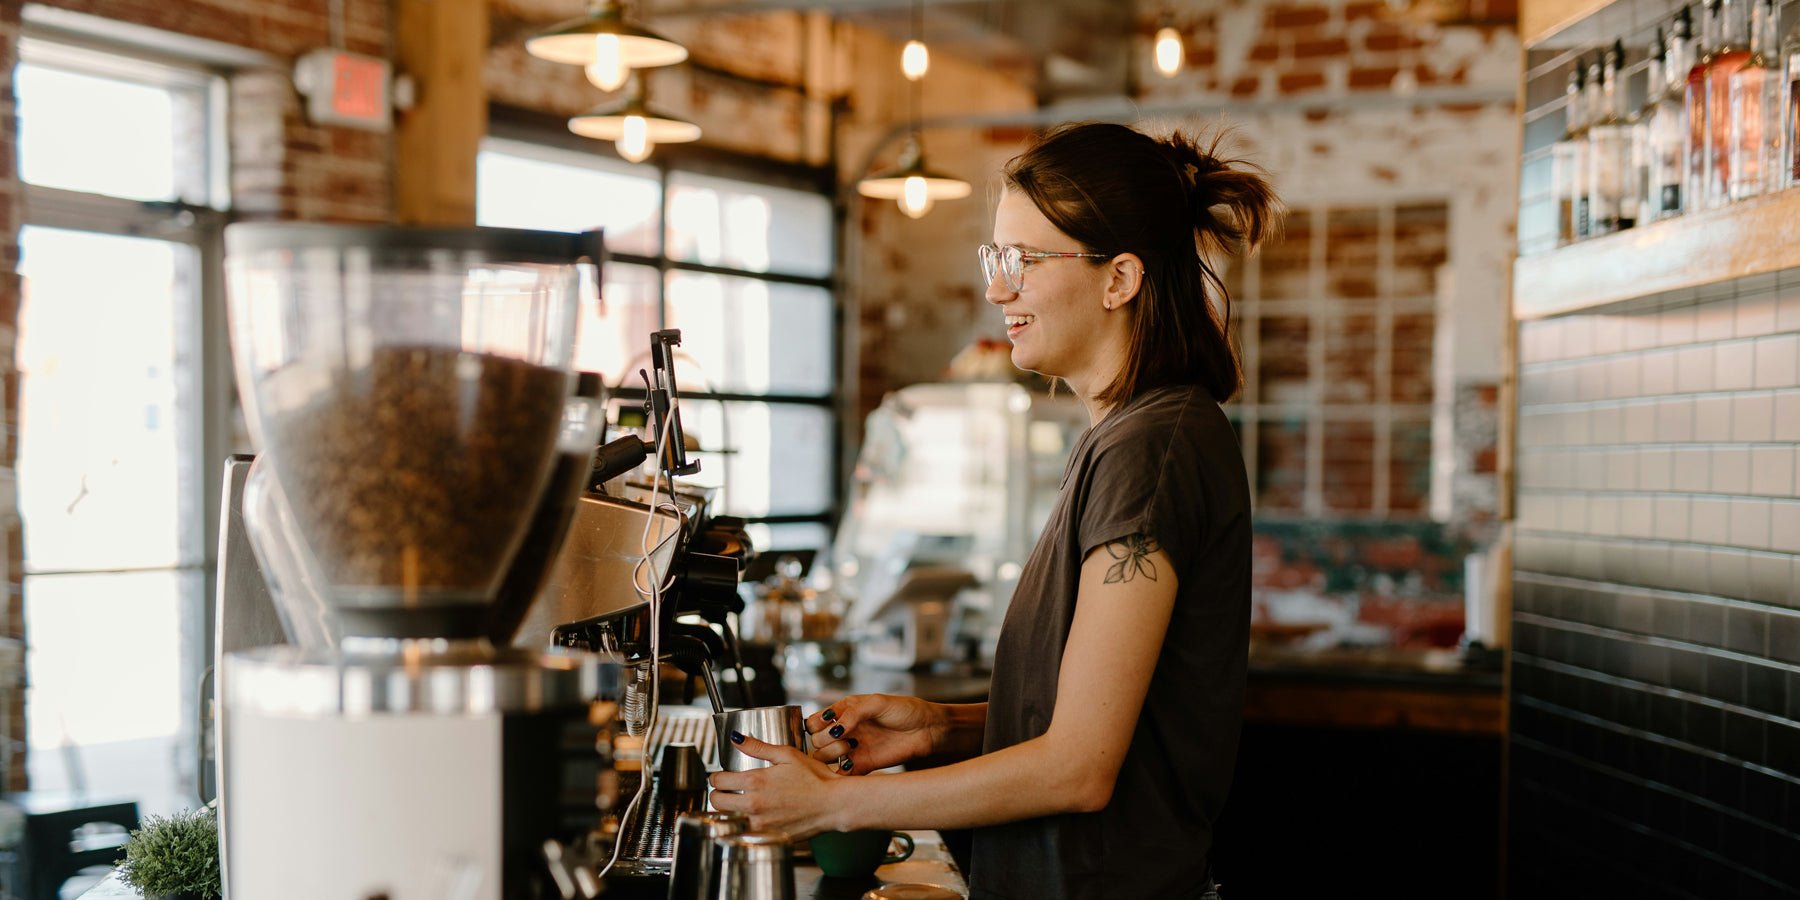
520, 332, 763, 879
216, 223, 632, 900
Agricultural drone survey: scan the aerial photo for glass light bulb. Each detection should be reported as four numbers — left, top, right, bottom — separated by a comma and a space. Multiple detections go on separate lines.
899, 175, 934, 218
618, 115, 652, 162
902, 40, 930, 81
1154, 27, 1184, 78
585, 34, 629, 91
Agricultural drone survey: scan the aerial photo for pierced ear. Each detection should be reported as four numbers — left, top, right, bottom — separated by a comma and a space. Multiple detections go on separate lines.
1105, 253, 1145, 309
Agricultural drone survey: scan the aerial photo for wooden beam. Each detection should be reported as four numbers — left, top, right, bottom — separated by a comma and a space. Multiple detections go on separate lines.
394, 0, 487, 226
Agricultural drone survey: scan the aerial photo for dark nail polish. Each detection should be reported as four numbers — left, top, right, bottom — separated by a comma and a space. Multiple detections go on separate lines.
821, 708, 838, 723
847, 738, 859, 749
730, 731, 745, 744
829, 724, 844, 738
839, 758, 853, 771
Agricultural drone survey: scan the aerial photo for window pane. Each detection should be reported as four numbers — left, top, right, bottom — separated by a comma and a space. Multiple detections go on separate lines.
477, 148, 662, 256
1323, 419, 1376, 512
16, 64, 180, 202
1325, 207, 1382, 298
1393, 203, 1449, 296
18, 226, 192, 571
666, 272, 833, 396
666, 172, 832, 278
1257, 316, 1311, 405
575, 262, 662, 386
677, 400, 831, 517
1256, 417, 1307, 511
1323, 313, 1377, 403
27, 569, 196, 816
1257, 209, 1313, 300
1390, 419, 1433, 514
1391, 313, 1436, 403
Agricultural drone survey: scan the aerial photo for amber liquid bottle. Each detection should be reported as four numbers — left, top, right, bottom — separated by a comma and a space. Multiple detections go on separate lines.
1727, 0, 1778, 199
1705, 0, 1752, 206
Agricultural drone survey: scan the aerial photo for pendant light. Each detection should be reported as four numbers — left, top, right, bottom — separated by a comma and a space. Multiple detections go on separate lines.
527, 0, 688, 93
569, 75, 700, 163
1153, 20, 1184, 78
857, 134, 971, 219
856, 0, 968, 219
900, 0, 929, 81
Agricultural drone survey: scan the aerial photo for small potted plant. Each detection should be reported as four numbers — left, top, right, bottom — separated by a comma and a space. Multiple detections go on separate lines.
116, 807, 222, 900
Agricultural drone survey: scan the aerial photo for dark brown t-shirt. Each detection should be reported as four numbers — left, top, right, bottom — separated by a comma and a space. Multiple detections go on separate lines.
969, 384, 1251, 899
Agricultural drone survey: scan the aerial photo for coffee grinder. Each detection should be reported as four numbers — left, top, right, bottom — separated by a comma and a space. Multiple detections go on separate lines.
217, 224, 630, 900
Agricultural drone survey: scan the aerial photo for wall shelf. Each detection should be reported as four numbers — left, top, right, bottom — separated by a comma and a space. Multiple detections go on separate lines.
1513, 188, 1800, 319
1521, 0, 1615, 47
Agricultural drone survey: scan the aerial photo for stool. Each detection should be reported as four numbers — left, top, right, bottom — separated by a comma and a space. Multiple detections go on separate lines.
2, 793, 139, 900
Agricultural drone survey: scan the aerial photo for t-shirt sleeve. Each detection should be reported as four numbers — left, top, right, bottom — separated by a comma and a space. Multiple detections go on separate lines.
1076, 411, 1208, 582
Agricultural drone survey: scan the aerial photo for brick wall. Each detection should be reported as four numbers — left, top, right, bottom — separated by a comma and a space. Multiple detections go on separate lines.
1134, 0, 1518, 102
1510, 274, 1800, 897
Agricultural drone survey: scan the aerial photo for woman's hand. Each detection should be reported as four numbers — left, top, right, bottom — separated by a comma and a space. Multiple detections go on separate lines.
707, 733, 848, 838
805, 694, 942, 775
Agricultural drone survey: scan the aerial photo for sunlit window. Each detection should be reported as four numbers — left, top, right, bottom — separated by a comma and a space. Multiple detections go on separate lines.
478, 139, 838, 555
14, 44, 224, 820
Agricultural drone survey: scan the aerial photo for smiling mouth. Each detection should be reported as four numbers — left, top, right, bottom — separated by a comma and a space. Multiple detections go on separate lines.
1005, 314, 1035, 339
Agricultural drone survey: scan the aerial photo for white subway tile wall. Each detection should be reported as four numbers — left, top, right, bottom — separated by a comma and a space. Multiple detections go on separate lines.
1513, 264, 1800, 898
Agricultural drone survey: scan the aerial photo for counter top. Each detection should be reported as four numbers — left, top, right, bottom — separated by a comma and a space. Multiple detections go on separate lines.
1248, 645, 1503, 689
1245, 646, 1505, 736
79, 830, 968, 899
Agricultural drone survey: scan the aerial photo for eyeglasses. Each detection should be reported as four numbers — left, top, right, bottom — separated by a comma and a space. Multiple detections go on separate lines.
978, 243, 1109, 292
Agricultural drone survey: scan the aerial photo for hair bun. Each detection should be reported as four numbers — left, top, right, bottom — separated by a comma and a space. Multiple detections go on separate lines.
1157, 129, 1282, 258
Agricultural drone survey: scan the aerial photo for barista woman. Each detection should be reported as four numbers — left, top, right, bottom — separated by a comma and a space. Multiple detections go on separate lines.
708, 121, 1279, 899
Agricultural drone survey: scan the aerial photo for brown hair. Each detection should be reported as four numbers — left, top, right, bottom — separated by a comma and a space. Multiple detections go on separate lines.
1001, 122, 1281, 405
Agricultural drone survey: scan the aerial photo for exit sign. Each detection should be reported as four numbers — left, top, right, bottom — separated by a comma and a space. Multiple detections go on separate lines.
294, 48, 392, 131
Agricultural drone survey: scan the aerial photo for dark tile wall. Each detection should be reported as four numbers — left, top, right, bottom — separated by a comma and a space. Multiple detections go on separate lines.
1511, 269, 1800, 899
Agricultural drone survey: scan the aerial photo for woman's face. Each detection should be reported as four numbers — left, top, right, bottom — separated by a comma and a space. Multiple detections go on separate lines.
986, 189, 1119, 390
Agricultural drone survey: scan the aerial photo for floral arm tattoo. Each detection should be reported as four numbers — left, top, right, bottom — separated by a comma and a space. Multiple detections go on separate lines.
1102, 533, 1160, 584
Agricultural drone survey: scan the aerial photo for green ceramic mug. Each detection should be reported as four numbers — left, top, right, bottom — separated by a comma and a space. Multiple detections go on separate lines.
809, 829, 915, 878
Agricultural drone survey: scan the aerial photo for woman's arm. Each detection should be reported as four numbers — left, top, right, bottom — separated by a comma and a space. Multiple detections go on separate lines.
709, 534, 1178, 837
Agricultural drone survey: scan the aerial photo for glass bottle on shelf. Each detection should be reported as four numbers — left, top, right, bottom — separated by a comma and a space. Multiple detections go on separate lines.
1639, 29, 1668, 221
1590, 42, 1633, 234
1687, 1, 1716, 210
1728, 0, 1779, 199
1651, 13, 1694, 220
1781, 1, 1800, 187
1706, 0, 1753, 206
1582, 53, 1604, 237
1555, 62, 1589, 244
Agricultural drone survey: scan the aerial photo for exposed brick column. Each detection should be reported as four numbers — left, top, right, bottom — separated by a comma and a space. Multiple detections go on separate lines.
0, 0, 26, 793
